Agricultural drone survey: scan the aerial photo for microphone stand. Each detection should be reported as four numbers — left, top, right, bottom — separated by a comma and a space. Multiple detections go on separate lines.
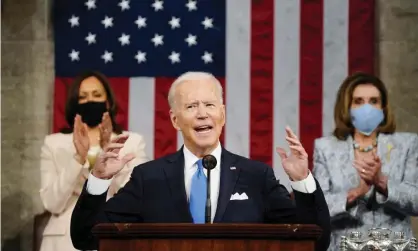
205, 169, 211, 224
202, 154, 217, 224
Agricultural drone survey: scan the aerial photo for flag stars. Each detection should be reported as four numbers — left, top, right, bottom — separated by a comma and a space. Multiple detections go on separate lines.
186, 0, 197, 11
185, 34, 197, 46
85, 32, 96, 44
169, 17, 180, 29
118, 0, 130, 11
102, 16, 114, 28
151, 34, 164, 47
202, 52, 213, 64
65, 1, 221, 68
135, 51, 146, 63
202, 17, 214, 29
152, 0, 163, 11
68, 15, 79, 27
101, 51, 113, 63
85, 0, 96, 10
169, 51, 180, 64
135, 16, 147, 29
118, 33, 130, 46
69, 49, 80, 61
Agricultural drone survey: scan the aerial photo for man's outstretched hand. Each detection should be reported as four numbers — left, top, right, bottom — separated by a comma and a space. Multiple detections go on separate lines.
276, 126, 309, 181
92, 134, 135, 179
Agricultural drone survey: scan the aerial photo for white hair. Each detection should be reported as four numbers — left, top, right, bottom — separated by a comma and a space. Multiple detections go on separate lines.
167, 71, 224, 109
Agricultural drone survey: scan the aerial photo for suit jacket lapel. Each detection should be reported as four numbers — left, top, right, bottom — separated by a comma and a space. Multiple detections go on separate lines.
338, 136, 360, 187
162, 147, 193, 222
377, 134, 395, 176
214, 148, 240, 222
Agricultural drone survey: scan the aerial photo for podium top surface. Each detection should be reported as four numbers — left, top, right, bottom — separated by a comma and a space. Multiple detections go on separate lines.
92, 223, 322, 240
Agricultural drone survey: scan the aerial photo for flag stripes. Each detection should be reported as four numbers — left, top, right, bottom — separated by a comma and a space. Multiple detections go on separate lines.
53, 0, 375, 191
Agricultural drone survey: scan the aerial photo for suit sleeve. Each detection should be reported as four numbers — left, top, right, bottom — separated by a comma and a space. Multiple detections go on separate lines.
39, 136, 89, 214
375, 135, 418, 216
107, 133, 149, 197
70, 165, 144, 251
312, 140, 372, 220
262, 164, 331, 251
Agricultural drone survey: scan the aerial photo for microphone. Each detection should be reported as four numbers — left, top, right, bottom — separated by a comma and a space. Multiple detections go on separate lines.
202, 154, 217, 224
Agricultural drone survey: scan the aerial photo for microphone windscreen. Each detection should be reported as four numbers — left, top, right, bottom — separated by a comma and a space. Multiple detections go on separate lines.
202, 155, 217, 170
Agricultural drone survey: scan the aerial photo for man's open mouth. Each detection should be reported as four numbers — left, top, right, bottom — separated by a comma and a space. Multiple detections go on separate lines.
194, 125, 213, 133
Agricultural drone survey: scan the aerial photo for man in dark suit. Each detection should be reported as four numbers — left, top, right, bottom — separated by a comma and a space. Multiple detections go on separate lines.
70, 72, 331, 251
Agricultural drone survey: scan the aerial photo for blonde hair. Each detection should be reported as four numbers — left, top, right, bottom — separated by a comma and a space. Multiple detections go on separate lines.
167, 71, 224, 109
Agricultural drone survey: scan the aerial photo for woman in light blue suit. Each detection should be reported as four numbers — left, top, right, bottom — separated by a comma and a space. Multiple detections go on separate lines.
312, 72, 418, 251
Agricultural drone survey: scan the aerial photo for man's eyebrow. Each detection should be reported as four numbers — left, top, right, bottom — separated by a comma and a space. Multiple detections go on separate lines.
184, 101, 199, 106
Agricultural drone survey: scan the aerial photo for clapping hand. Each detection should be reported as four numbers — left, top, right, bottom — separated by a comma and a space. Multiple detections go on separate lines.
92, 134, 136, 179
99, 112, 112, 149
353, 151, 382, 185
276, 126, 309, 181
73, 114, 90, 164
347, 178, 371, 204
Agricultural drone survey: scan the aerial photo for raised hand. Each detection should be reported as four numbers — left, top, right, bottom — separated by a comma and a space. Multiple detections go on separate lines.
73, 114, 90, 164
99, 112, 113, 149
276, 126, 309, 181
92, 134, 136, 179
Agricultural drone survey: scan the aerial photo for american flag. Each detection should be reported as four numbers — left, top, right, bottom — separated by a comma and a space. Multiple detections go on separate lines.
53, 0, 375, 190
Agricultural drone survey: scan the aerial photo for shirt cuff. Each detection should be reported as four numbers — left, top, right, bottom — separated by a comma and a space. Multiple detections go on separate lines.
290, 172, 317, 193
86, 172, 113, 195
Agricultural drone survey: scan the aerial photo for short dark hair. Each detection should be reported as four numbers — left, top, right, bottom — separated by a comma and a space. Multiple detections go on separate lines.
333, 72, 396, 140
60, 70, 123, 134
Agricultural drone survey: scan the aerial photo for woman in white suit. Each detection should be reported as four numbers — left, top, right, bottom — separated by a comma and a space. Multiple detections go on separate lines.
312, 72, 418, 251
39, 71, 149, 251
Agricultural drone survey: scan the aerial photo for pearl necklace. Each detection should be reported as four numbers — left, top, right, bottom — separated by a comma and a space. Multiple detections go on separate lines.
353, 140, 377, 152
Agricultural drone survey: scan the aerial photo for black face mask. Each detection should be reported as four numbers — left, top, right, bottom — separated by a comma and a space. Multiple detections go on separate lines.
76, 101, 108, 127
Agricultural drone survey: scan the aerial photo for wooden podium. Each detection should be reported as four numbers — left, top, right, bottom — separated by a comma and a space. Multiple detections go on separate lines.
92, 223, 322, 251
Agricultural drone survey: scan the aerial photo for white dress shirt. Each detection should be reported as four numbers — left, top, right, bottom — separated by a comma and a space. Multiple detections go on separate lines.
183, 142, 222, 222
86, 143, 317, 222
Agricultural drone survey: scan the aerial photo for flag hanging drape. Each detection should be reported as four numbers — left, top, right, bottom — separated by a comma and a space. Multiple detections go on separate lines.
53, 0, 375, 189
